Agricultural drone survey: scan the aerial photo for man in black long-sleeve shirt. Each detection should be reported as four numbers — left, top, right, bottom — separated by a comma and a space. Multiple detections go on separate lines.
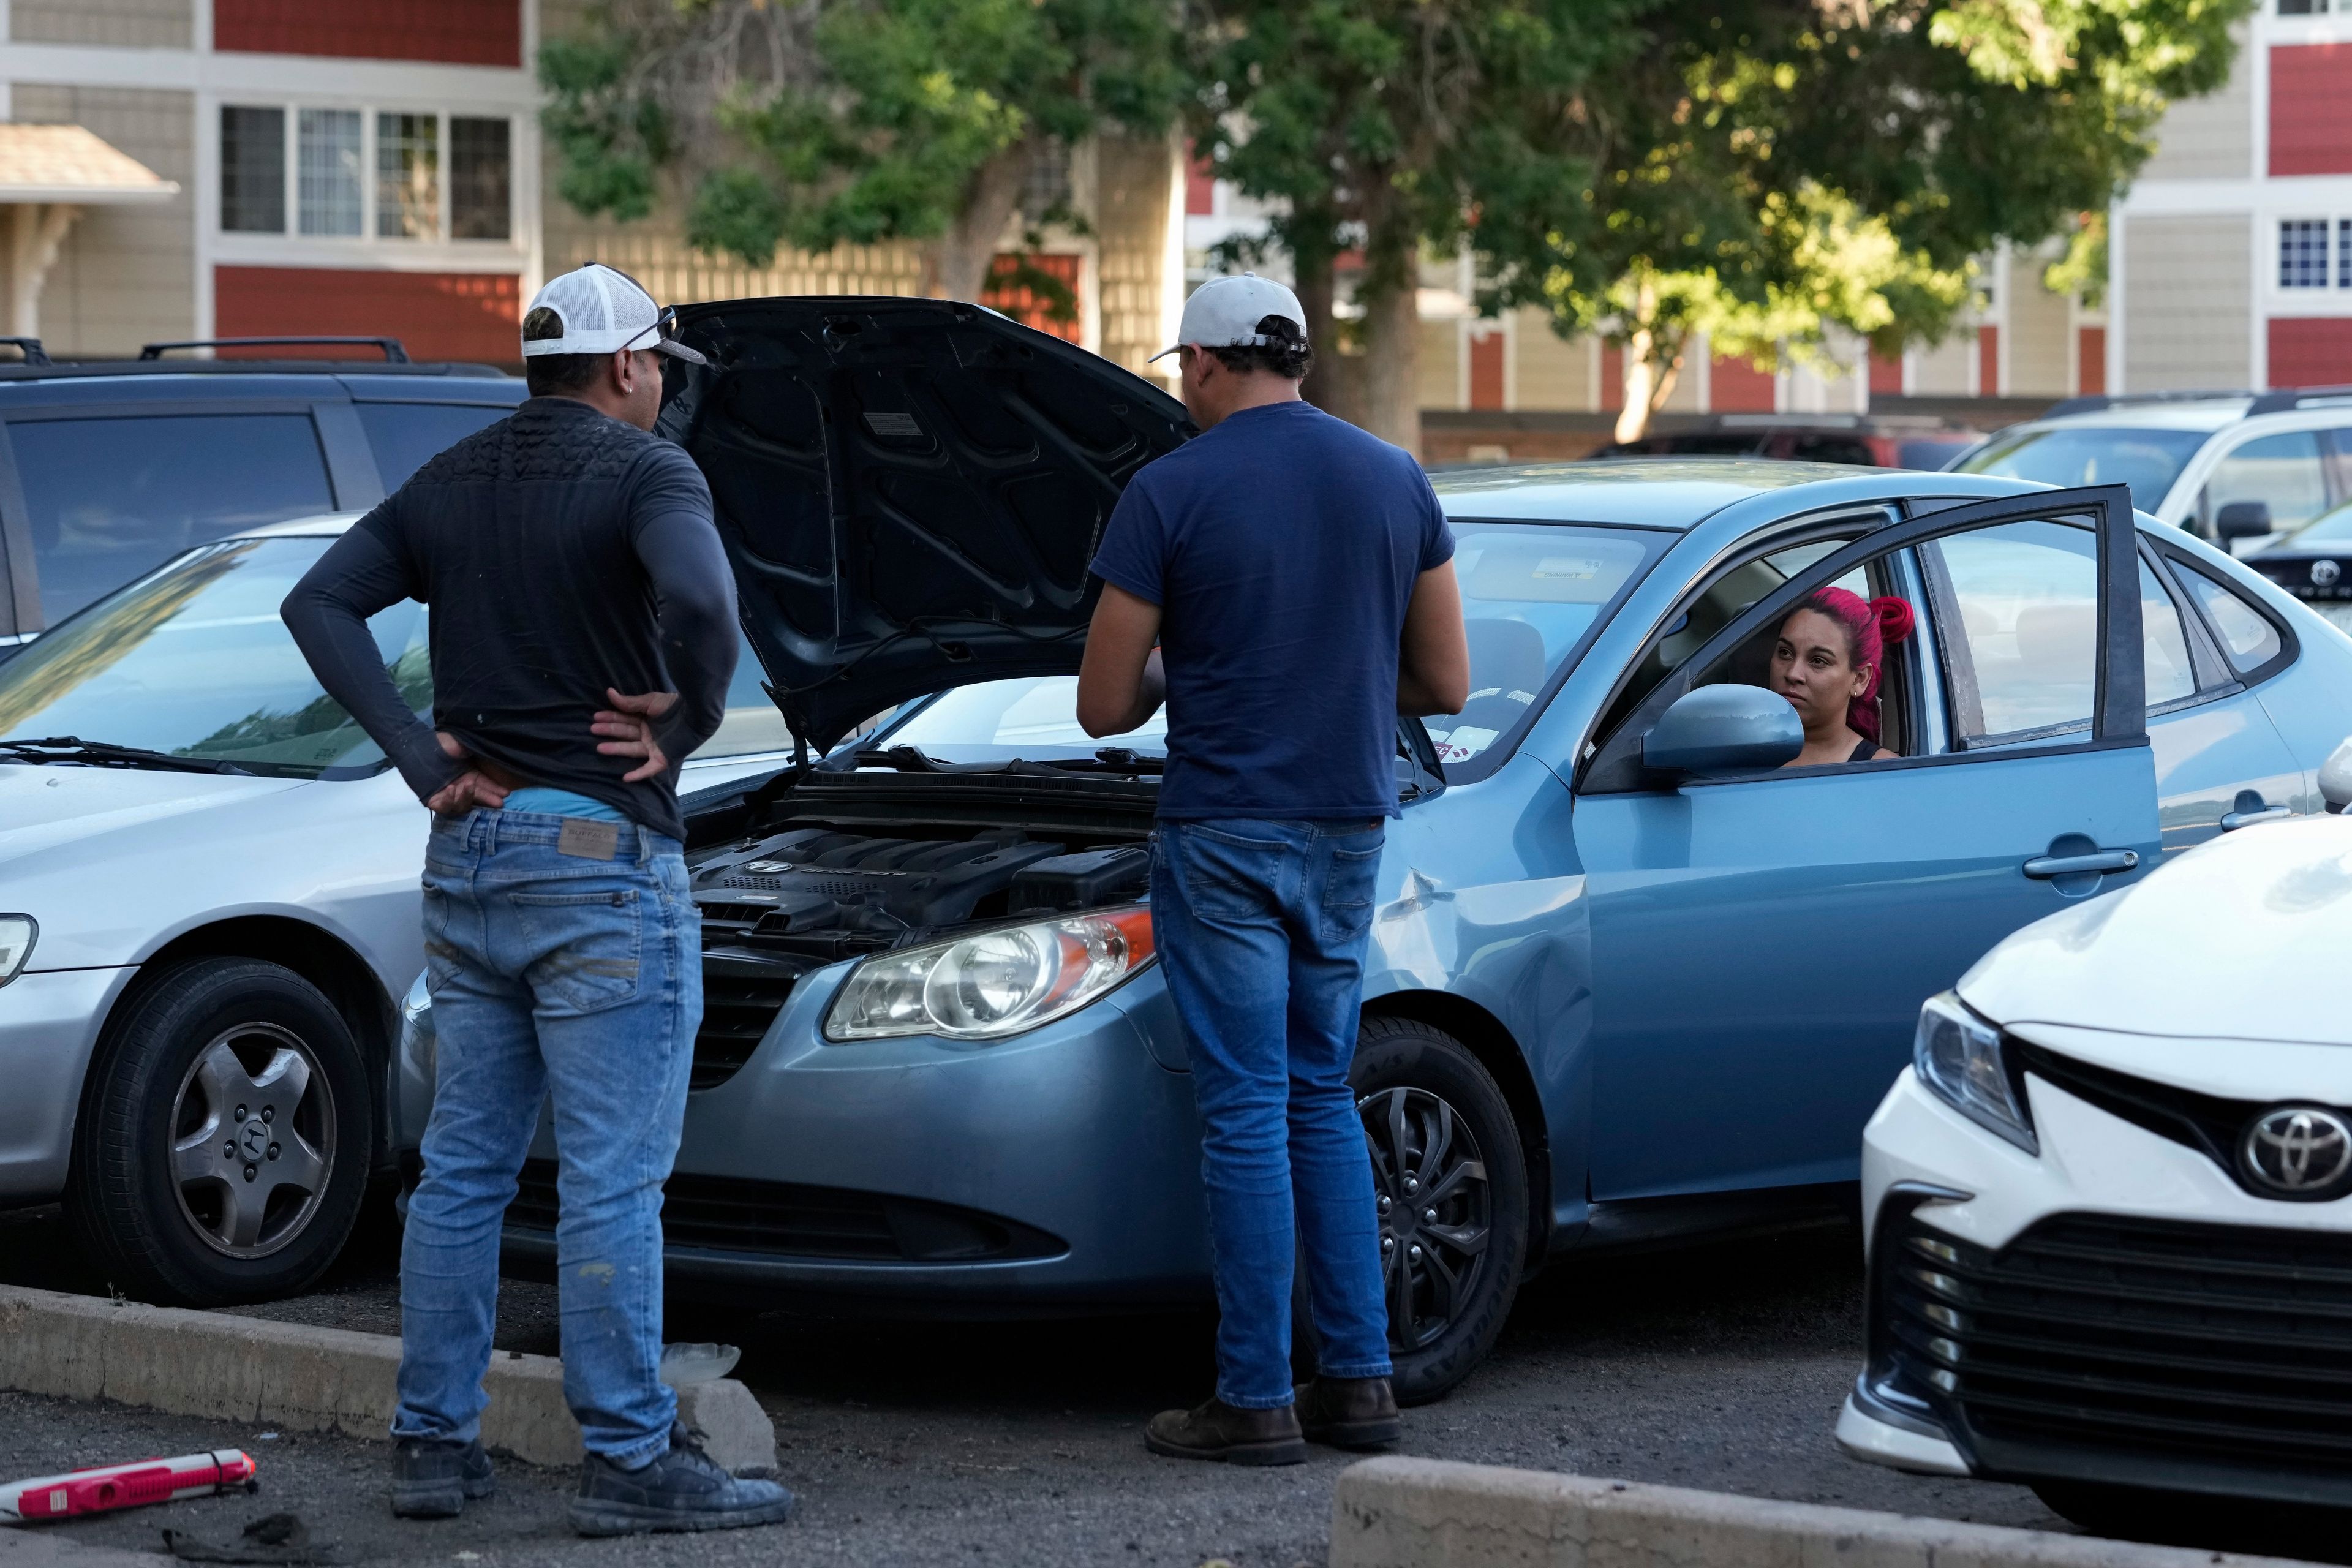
281, 265, 794, 1538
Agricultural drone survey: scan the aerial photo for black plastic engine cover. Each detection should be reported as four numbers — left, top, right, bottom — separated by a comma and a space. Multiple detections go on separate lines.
693, 826, 1068, 931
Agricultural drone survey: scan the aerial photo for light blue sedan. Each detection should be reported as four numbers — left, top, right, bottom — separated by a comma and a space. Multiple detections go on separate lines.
395, 300, 2352, 1405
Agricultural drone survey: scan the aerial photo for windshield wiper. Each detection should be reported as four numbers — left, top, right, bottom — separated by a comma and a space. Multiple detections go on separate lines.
0, 736, 255, 776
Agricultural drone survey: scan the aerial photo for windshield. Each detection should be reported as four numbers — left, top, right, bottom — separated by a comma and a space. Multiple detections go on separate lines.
1954, 425, 2206, 513
874, 522, 1661, 773
2285, 499, 2352, 546
0, 536, 424, 778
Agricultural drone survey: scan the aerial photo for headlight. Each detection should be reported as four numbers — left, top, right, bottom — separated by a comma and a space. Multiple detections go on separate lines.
1913, 990, 2035, 1153
826, 907, 1156, 1041
0, 916, 35, 986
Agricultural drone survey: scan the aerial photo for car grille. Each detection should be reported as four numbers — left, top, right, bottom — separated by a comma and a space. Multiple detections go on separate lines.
503, 1159, 1063, 1263
1877, 1208, 2352, 1498
692, 962, 801, 1091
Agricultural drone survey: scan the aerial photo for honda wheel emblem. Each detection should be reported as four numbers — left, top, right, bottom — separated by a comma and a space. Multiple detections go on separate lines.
2240, 1106, 2352, 1198
2313, 559, 2342, 588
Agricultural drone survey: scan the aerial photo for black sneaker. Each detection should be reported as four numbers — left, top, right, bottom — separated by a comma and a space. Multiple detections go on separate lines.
568, 1424, 797, 1537
390, 1436, 495, 1519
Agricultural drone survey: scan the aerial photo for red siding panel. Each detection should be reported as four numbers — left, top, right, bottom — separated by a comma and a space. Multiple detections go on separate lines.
1468, 330, 1506, 411
2271, 45, 2352, 176
215, 266, 521, 364
981, 254, 1084, 343
1185, 145, 1215, 217
214, 0, 521, 67
1868, 349, 1905, 396
1709, 353, 1776, 412
1977, 325, 2000, 396
2267, 317, 2352, 390
1600, 342, 1624, 411
2077, 326, 2107, 397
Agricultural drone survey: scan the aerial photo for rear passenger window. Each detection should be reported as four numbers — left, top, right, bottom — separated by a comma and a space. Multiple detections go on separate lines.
2139, 559, 2197, 707
10, 413, 335, 628
2177, 563, 2285, 674
356, 402, 510, 491
1930, 521, 2100, 739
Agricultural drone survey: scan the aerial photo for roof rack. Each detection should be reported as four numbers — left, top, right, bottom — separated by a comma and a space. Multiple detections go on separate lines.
2248, 385, 2352, 416
0, 337, 50, 366
137, 336, 410, 363
2042, 389, 2258, 419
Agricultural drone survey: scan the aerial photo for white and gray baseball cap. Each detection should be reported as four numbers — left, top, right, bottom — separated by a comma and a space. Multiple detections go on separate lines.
1148, 273, 1308, 363
522, 263, 707, 365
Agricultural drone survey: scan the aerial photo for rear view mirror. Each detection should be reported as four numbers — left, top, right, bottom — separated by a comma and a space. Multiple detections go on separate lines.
1644, 685, 1804, 778
2323, 736, 2352, 815
2215, 500, 2274, 541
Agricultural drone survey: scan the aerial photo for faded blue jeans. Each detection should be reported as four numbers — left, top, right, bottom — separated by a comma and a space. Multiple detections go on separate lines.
1151, 817, 1394, 1409
394, 809, 699, 1466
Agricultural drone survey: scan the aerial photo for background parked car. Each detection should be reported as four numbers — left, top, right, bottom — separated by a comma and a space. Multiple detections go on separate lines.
1839, 757, 2352, 1548
0, 334, 524, 658
1948, 385, 2352, 555
1589, 414, 1985, 469
2247, 497, 2352, 633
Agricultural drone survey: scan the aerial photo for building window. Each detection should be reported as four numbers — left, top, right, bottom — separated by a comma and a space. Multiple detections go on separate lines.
450, 118, 511, 240
2339, 221, 2351, 289
298, 108, 363, 236
2278, 0, 2329, 12
219, 106, 284, 234
2280, 219, 2331, 288
376, 113, 440, 240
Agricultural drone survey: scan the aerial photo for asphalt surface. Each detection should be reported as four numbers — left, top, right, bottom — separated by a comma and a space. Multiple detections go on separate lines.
0, 1198, 2085, 1567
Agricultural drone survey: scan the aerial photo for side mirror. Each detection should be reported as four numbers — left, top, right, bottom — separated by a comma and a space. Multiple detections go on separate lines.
2323, 736, 2352, 815
2215, 500, 2274, 541
1643, 685, 1804, 778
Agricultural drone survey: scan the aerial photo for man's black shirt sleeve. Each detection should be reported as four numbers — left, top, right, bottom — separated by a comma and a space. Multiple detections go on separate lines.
625, 445, 737, 766
281, 504, 464, 803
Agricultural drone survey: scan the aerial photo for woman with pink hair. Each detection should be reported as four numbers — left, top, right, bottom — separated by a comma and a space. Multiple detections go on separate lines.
1770, 587, 1915, 767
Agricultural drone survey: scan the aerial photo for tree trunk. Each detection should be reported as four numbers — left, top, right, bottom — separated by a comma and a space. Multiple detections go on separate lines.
922, 141, 1033, 303
1292, 246, 1362, 426
1358, 279, 1422, 454
1611, 276, 1684, 443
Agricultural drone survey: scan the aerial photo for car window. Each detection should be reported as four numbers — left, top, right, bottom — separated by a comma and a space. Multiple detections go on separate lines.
1954, 426, 2205, 513
355, 402, 510, 490
2176, 562, 2285, 674
0, 535, 421, 777
2289, 499, 2352, 544
2199, 431, 2330, 535
1896, 437, 1972, 471
1929, 521, 2101, 739
690, 629, 795, 760
10, 413, 336, 629
1786, 435, 1874, 466
2140, 558, 2197, 706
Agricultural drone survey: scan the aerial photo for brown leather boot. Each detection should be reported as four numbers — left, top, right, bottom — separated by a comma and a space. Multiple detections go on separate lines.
1144, 1397, 1307, 1466
1294, 1375, 1401, 1449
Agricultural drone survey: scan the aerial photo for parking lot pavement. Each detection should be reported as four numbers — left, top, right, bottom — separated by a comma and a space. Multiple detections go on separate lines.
0, 1199, 2078, 1567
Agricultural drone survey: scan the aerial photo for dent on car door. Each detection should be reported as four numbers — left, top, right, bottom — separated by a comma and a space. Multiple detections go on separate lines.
1570, 486, 2160, 1207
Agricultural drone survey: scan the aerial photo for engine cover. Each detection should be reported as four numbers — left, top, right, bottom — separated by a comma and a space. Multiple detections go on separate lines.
693, 827, 1069, 935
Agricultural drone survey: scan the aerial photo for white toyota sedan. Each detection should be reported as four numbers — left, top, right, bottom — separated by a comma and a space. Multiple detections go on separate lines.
1838, 745, 2352, 1542
0, 514, 789, 1305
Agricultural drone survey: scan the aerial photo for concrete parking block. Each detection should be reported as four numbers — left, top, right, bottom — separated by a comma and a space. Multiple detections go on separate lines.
0, 1284, 773, 1475
1329, 1458, 2316, 1568
0, 1529, 165, 1564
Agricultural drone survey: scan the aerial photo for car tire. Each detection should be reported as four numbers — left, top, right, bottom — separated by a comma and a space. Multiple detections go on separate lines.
1292, 1016, 1529, 1406
67, 958, 372, 1307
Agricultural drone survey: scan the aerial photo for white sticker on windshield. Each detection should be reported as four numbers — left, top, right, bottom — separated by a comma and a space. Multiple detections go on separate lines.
1534, 557, 1604, 580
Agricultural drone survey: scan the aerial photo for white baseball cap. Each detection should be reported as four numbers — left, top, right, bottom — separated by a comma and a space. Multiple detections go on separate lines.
1148, 273, 1308, 363
522, 263, 707, 365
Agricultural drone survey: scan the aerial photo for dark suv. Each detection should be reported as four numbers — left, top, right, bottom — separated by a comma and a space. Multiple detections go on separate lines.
1591, 413, 1986, 470
0, 336, 524, 655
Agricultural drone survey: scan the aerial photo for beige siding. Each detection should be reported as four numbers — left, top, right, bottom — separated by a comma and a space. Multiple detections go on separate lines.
12, 86, 194, 355
1912, 334, 1975, 395
2143, 27, 2254, 182
1417, 318, 1460, 409
2122, 214, 2252, 390
2007, 255, 2074, 396
1513, 309, 1591, 410
11, 0, 192, 48
1093, 132, 1177, 385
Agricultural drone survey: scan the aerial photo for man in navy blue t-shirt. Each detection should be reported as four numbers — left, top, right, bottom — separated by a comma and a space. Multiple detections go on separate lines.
1078, 274, 1468, 1464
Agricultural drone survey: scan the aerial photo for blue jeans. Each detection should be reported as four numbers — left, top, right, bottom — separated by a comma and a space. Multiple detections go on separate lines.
1150, 817, 1393, 1409
394, 809, 699, 1466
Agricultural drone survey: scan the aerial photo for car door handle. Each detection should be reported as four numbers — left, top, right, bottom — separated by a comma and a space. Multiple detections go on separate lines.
2022, 849, 2139, 879
2220, 805, 2293, 831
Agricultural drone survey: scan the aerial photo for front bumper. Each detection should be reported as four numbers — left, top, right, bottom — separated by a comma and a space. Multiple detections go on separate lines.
1844, 1064, 2352, 1507
0, 967, 134, 1202
403, 961, 1213, 1314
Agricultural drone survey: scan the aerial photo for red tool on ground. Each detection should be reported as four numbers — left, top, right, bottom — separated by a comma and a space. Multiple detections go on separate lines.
0, 1449, 257, 1524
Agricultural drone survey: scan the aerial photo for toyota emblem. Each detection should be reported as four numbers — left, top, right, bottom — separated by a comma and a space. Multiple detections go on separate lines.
2240, 1106, 2352, 1198
2313, 559, 2343, 589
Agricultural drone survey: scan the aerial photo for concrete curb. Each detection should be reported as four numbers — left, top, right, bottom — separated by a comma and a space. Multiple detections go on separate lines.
0, 1284, 774, 1475
1330, 1458, 2315, 1568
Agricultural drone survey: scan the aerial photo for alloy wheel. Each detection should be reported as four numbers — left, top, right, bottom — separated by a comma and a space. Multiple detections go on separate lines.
168, 1022, 336, 1259
1359, 1084, 1493, 1351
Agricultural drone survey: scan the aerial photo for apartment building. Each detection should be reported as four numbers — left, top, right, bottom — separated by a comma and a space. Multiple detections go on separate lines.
2111, 3, 2352, 391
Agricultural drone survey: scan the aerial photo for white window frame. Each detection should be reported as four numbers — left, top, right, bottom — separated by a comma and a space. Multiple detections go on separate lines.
214, 100, 520, 256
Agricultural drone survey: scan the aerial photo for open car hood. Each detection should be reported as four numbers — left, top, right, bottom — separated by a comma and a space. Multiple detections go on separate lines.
660, 298, 1193, 753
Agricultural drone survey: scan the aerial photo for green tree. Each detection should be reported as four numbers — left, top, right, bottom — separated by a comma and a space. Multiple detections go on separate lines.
541, 0, 1187, 306
1187, 0, 1647, 451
